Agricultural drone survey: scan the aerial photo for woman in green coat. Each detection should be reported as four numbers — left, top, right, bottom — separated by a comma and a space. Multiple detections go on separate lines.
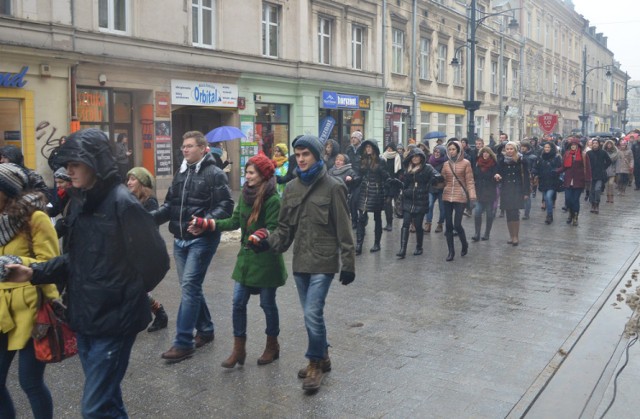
189, 154, 286, 368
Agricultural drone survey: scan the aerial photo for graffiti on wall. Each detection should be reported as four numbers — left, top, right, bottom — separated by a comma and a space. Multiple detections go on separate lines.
36, 120, 66, 161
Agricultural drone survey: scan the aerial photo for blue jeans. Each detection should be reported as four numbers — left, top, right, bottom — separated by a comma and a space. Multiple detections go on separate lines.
589, 180, 603, 204
174, 235, 220, 349
426, 190, 445, 223
0, 335, 53, 419
77, 333, 136, 419
564, 188, 583, 213
543, 189, 556, 216
294, 273, 334, 360
473, 201, 493, 219
523, 193, 532, 217
232, 283, 280, 337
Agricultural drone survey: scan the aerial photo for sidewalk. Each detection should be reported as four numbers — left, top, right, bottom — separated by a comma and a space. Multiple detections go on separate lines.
7, 190, 640, 418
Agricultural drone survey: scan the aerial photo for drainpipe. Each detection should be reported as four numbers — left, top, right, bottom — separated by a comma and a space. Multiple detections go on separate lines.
382, 0, 387, 89
411, 0, 417, 141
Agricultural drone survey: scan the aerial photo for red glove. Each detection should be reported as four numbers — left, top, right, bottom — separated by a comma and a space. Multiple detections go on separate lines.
247, 228, 270, 252
191, 216, 215, 231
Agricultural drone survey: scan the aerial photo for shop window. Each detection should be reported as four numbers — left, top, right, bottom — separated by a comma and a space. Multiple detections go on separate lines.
262, 3, 279, 58
99, 0, 129, 34
420, 111, 431, 138
454, 115, 464, 138
255, 103, 289, 158
319, 109, 366, 153
77, 88, 132, 144
192, 0, 216, 48
0, 99, 22, 148
437, 113, 447, 135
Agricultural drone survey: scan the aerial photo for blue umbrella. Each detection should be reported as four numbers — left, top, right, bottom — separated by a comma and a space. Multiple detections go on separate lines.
423, 131, 447, 140
205, 126, 245, 143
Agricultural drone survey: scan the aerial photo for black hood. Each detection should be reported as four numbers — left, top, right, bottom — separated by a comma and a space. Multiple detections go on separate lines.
0, 145, 25, 167
53, 128, 119, 183
358, 140, 381, 157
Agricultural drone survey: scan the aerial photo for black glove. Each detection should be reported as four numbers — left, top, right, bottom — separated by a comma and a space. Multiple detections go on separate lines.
469, 199, 476, 210
584, 190, 590, 201
339, 271, 355, 286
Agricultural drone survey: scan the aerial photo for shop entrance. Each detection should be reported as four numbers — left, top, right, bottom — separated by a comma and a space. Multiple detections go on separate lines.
0, 99, 22, 148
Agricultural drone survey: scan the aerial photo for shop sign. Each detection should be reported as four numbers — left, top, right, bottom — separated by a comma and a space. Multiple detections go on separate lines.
321, 91, 370, 110
155, 92, 171, 118
0, 66, 28, 88
319, 115, 336, 143
537, 113, 558, 134
393, 105, 410, 114
171, 80, 238, 107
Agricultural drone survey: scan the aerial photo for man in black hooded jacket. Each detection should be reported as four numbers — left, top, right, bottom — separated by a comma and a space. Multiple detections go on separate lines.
7, 128, 170, 418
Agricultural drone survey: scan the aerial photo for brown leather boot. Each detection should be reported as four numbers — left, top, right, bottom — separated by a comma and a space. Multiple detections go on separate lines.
257, 336, 280, 365
221, 336, 247, 368
423, 222, 431, 233
302, 360, 326, 391
298, 356, 331, 378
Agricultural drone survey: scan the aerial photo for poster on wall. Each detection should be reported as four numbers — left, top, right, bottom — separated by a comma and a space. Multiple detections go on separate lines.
155, 121, 172, 176
239, 115, 258, 186
155, 92, 171, 118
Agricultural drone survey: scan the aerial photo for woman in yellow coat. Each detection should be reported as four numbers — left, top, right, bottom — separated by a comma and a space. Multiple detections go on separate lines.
0, 163, 60, 419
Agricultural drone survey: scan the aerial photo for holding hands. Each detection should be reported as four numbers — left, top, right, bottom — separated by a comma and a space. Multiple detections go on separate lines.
188, 216, 216, 235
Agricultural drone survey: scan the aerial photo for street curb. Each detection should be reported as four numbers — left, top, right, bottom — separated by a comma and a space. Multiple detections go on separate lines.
507, 243, 640, 418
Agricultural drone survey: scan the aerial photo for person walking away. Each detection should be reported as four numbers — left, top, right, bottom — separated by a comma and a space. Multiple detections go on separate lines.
494, 142, 530, 245
519, 141, 538, 220
396, 148, 441, 258
7, 128, 170, 417
471, 147, 498, 241
382, 142, 402, 231
114, 133, 132, 183
533, 142, 562, 224
272, 143, 289, 197
189, 155, 286, 368
355, 140, 389, 254
615, 140, 633, 195
441, 141, 476, 261
586, 139, 611, 214
603, 139, 619, 203
246, 135, 355, 393
0, 164, 59, 419
558, 136, 591, 226
425, 144, 448, 233
127, 167, 169, 333
152, 130, 234, 363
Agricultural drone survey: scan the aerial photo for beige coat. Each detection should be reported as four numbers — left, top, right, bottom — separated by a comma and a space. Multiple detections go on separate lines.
442, 144, 476, 203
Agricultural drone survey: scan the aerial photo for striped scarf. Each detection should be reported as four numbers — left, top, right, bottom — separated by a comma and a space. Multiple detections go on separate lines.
0, 193, 48, 246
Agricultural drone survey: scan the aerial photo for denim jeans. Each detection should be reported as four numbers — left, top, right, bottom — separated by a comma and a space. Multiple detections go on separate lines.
589, 180, 603, 204
0, 335, 53, 419
174, 235, 220, 349
564, 188, 583, 213
426, 190, 445, 223
523, 193, 532, 216
77, 333, 136, 419
543, 189, 556, 216
232, 283, 279, 337
294, 273, 334, 360
473, 201, 492, 219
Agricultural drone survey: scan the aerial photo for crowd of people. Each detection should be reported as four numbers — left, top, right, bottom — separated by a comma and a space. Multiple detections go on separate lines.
1, 125, 638, 417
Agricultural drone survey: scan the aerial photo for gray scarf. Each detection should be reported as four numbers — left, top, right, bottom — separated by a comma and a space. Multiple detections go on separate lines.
0, 193, 48, 247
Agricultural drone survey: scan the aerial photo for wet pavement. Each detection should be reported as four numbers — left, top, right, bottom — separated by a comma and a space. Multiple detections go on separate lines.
7, 190, 640, 418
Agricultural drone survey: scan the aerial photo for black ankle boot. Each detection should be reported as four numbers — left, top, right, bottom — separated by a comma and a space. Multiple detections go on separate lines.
445, 231, 455, 261
413, 228, 423, 255
148, 305, 168, 332
396, 227, 409, 259
459, 229, 468, 257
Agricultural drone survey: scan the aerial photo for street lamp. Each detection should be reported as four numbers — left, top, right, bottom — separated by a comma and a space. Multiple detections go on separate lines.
451, 0, 519, 143
575, 46, 612, 136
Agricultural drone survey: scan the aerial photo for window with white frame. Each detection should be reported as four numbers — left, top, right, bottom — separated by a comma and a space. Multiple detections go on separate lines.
491, 61, 498, 94
99, 0, 129, 33
318, 17, 332, 65
453, 47, 463, 86
477, 56, 485, 91
352, 25, 364, 70
502, 62, 508, 95
437, 113, 447, 134
419, 38, 430, 80
437, 44, 447, 82
262, 3, 279, 58
421, 111, 431, 136
454, 115, 464, 138
512, 67, 518, 98
392, 29, 404, 74
192, 0, 215, 48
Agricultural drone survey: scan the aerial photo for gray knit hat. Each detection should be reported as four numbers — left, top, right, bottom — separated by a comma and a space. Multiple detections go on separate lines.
0, 163, 29, 197
292, 135, 324, 162
54, 167, 71, 182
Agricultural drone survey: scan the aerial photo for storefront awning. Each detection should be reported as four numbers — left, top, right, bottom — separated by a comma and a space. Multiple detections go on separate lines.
420, 103, 466, 115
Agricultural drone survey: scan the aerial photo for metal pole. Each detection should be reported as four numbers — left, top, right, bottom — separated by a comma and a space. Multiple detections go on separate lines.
581, 46, 588, 135
411, 0, 417, 140
623, 72, 629, 132
467, 0, 477, 143
498, 22, 504, 135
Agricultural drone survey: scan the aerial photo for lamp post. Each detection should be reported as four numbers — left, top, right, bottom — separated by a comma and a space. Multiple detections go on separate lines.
576, 46, 612, 135
453, 0, 519, 143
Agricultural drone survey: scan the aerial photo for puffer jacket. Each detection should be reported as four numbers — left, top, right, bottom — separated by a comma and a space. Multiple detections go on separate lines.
441, 142, 476, 203
357, 140, 389, 212
586, 148, 612, 182
401, 148, 441, 214
604, 140, 619, 178
268, 166, 355, 275
153, 153, 234, 240
534, 145, 563, 192
615, 148, 633, 174
31, 128, 170, 336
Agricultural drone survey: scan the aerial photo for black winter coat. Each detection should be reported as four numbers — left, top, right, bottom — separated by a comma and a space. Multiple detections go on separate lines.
358, 157, 389, 212
154, 153, 234, 240
401, 163, 441, 214
586, 148, 612, 182
534, 152, 562, 192
473, 161, 498, 205
498, 158, 530, 210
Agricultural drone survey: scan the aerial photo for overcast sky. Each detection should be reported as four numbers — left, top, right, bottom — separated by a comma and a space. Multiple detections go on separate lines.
573, 0, 640, 81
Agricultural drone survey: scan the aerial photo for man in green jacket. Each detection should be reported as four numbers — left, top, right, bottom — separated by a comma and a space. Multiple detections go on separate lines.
248, 134, 355, 393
